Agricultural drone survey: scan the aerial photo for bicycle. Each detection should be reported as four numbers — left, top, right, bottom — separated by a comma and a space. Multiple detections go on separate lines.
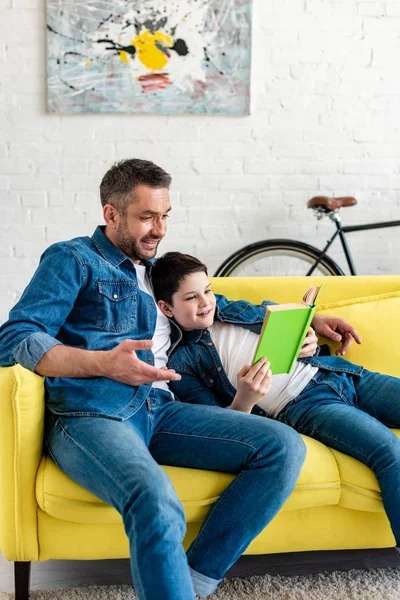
214, 196, 400, 277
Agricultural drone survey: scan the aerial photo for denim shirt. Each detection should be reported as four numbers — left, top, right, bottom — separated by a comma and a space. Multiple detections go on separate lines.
167, 299, 364, 415
0, 226, 160, 420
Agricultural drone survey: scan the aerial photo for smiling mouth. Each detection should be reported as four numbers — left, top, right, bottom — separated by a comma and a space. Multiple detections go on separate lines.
142, 239, 159, 248
198, 309, 212, 317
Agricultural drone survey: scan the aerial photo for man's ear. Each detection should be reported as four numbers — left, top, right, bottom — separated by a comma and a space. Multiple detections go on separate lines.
103, 204, 120, 229
157, 300, 174, 318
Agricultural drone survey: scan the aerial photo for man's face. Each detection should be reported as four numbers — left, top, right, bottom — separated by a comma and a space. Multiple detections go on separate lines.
105, 185, 171, 263
160, 271, 216, 331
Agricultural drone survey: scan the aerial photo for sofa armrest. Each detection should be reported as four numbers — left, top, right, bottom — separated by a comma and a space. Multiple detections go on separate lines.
0, 364, 45, 561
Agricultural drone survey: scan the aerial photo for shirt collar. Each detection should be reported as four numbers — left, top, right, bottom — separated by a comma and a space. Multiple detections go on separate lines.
180, 327, 206, 343
92, 226, 133, 267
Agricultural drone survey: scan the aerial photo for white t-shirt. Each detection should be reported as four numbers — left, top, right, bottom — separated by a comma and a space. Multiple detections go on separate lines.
209, 321, 318, 418
135, 264, 172, 393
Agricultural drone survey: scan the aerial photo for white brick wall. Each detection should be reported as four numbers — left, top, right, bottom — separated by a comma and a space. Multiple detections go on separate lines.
1, 0, 400, 323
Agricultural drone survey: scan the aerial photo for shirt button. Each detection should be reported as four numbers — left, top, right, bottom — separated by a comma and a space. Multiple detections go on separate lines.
129, 405, 135, 408
113, 294, 118, 299
147, 359, 152, 363
150, 302, 154, 306
209, 379, 214, 384
208, 342, 213, 347
217, 367, 222, 372
203, 331, 207, 335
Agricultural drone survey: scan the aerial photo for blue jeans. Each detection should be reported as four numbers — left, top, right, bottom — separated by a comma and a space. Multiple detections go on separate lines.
45, 388, 306, 600
277, 366, 400, 544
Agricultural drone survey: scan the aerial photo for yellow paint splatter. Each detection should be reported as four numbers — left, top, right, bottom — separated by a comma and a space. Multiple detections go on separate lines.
132, 29, 173, 70
119, 51, 129, 64
85, 60, 91, 67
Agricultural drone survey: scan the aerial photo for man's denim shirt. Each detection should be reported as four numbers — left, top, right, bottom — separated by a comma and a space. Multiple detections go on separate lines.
0, 226, 161, 420
167, 299, 363, 415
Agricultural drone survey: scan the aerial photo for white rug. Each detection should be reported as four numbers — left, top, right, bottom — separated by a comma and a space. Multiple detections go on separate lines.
2, 568, 400, 600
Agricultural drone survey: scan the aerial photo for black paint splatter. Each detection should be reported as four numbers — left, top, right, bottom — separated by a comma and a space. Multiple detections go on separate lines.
172, 39, 189, 56
95, 38, 136, 58
47, 24, 84, 44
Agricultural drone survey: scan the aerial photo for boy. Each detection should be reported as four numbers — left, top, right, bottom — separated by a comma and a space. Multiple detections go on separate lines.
152, 251, 400, 549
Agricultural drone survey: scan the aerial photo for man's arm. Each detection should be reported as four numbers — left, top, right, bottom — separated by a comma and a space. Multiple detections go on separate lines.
0, 245, 179, 385
35, 339, 180, 385
0, 245, 84, 370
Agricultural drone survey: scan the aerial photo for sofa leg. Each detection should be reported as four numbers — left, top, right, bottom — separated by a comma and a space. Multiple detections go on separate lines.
15, 561, 31, 600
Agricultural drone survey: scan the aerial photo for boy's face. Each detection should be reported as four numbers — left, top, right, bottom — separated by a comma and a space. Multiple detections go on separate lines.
158, 271, 216, 331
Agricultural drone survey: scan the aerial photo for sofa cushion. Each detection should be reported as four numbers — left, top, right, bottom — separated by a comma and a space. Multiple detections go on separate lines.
317, 291, 400, 376
36, 435, 341, 525
331, 429, 400, 513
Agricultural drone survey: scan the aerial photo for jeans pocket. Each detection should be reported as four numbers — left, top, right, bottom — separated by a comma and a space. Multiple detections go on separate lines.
96, 280, 137, 332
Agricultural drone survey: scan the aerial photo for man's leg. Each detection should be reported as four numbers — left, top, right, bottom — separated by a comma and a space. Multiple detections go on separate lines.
45, 408, 196, 600
278, 369, 400, 545
149, 392, 306, 596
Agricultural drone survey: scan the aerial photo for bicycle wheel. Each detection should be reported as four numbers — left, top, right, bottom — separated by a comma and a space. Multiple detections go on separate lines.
214, 239, 344, 277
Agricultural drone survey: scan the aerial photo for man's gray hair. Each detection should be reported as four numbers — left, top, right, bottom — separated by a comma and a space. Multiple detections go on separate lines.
100, 158, 172, 215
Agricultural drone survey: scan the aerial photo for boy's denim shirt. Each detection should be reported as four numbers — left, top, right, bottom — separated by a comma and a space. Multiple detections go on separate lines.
167, 298, 363, 416
0, 226, 160, 420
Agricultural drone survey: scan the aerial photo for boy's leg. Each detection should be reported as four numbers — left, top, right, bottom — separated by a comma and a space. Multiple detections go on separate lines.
278, 371, 400, 545
352, 368, 400, 427
149, 393, 306, 596
45, 408, 196, 600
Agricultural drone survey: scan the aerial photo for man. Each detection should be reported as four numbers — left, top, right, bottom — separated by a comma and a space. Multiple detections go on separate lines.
0, 159, 356, 600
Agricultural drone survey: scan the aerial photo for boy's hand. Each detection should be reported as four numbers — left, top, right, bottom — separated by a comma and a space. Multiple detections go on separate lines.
298, 327, 318, 358
312, 314, 362, 356
229, 357, 272, 413
102, 339, 181, 386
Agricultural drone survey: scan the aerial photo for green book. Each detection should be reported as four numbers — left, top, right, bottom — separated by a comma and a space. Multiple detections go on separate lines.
252, 286, 322, 375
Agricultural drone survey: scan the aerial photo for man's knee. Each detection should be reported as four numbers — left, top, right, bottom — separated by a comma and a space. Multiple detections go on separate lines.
257, 420, 306, 473
124, 468, 186, 535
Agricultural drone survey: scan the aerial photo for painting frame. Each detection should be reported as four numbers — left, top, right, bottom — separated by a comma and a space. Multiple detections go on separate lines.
46, 0, 252, 115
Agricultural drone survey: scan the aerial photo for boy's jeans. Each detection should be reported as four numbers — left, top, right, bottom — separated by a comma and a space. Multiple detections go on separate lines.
46, 388, 306, 600
277, 366, 400, 544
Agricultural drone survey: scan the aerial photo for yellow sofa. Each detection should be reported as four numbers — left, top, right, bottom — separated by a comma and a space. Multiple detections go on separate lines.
1, 275, 400, 598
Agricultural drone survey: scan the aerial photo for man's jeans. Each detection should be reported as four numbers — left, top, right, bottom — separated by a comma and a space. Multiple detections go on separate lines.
277, 367, 400, 544
45, 388, 306, 600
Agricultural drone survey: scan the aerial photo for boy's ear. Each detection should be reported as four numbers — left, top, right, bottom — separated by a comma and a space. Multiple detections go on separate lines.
157, 300, 174, 318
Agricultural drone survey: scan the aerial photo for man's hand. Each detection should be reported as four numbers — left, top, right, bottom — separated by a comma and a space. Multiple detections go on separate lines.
298, 327, 318, 358
103, 339, 181, 386
312, 314, 362, 356
229, 357, 272, 413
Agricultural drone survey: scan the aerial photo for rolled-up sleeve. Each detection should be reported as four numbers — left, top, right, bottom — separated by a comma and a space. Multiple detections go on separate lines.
13, 333, 63, 372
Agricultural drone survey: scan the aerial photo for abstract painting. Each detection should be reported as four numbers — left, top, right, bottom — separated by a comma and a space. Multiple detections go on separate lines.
47, 0, 252, 115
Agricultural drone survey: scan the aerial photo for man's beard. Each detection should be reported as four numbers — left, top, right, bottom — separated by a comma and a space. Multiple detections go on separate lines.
115, 223, 161, 262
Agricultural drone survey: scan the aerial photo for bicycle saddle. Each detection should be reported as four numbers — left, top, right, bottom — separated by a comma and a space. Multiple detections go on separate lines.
307, 196, 357, 211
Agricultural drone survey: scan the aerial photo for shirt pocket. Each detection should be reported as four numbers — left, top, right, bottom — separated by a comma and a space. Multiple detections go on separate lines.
198, 364, 219, 390
96, 280, 137, 332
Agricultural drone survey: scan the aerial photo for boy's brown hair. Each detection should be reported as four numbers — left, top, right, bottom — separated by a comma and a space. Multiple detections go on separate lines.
152, 252, 208, 305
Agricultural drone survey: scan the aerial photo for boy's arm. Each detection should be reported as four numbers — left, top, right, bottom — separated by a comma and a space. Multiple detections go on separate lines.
312, 313, 362, 356
214, 294, 276, 311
